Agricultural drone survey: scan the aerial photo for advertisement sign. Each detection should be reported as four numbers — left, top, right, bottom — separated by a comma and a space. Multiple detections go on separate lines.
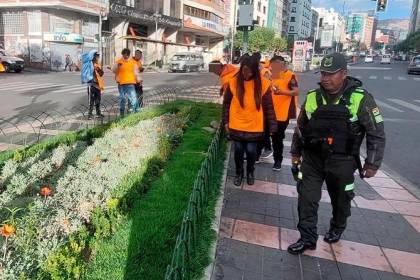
292, 40, 309, 72
109, 1, 182, 28
320, 29, 333, 48
43, 33, 83, 44
184, 16, 225, 34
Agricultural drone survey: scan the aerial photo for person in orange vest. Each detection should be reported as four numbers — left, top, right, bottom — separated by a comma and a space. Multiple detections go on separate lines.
112, 48, 140, 116
270, 55, 299, 170
0, 58, 5, 72
87, 52, 104, 119
222, 54, 277, 186
210, 59, 239, 96
133, 49, 144, 105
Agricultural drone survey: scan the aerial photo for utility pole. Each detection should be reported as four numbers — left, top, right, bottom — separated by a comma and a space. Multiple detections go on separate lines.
231, 0, 237, 63
98, 9, 103, 64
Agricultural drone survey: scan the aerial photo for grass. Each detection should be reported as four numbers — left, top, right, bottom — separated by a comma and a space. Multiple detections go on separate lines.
83, 102, 225, 280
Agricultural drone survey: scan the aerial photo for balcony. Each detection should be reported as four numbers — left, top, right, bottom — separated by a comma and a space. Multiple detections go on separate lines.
0, 0, 107, 15
183, 15, 227, 37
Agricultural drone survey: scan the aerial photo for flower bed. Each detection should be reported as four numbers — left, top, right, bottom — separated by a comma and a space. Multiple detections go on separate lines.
0, 106, 193, 279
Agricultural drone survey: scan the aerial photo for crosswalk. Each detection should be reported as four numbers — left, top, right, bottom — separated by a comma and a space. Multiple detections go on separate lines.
0, 82, 123, 95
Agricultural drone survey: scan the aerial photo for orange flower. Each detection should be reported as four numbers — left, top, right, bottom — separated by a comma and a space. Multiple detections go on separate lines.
40, 186, 52, 197
0, 224, 16, 237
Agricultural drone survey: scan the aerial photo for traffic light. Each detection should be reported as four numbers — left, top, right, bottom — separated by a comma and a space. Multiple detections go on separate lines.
376, 0, 387, 12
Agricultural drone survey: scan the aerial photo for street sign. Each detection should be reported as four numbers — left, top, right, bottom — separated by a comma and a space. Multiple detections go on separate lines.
320, 29, 333, 48
376, 0, 387, 12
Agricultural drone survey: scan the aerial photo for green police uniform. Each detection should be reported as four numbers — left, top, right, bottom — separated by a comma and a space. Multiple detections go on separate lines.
290, 56, 385, 247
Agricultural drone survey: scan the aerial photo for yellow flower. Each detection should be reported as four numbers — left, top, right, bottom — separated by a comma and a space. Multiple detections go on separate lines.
107, 198, 119, 210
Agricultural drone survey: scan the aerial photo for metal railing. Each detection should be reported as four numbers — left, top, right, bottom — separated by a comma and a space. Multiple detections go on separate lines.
165, 123, 224, 280
0, 84, 221, 151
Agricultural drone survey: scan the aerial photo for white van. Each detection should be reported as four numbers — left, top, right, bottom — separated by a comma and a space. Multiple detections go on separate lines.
381, 54, 391, 64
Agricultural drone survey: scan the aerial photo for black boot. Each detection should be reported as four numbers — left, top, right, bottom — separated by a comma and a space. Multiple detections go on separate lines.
247, 172, 255, 185
234, 172, 243, 186
287, 239, 316, 255
323, 230, 342, 244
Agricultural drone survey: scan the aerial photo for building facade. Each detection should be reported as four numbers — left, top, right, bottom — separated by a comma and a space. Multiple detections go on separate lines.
267, 0, 289, 36
287, 0, 312, 40
0, 0, 108, 70
253, 0, 269, 27
313, 7, 345, 51
346, 12, 377, 50
409, 0, 420, 34
310, 8, 318, 40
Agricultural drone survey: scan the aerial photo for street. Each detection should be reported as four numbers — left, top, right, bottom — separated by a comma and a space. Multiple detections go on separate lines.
1, 61, 420, 190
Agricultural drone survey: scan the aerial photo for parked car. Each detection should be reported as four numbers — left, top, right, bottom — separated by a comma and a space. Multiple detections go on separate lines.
365, 55, 374, 63
381, 54, 391, 64
168, 52, 204, 73
407, 55, 420, 75
0, 49, 24, 73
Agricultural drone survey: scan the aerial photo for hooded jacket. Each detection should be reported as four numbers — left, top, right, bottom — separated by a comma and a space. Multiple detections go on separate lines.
81, 49, 98, 84
291, 76, 386, 170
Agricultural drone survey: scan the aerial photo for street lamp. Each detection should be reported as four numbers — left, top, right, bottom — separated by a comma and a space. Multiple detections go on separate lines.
98, 8, 107, 65
154, 12, 162, 68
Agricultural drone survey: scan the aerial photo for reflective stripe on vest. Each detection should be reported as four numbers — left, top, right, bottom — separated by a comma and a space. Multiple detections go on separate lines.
272, 70, 298, 121
305, 90, 364, 122
116, 58, 137, 85
228, 76, 271, 133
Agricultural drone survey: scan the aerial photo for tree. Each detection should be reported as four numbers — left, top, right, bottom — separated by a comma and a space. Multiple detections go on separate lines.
233, 30, 244, 50
270, 37, 288, 53
248, 27, 276, 52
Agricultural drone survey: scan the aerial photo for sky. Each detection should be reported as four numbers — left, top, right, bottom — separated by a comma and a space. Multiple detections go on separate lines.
312, 0, 413, 20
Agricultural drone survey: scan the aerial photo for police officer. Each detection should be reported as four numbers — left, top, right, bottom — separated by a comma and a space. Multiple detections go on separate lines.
287, 53, 386, 255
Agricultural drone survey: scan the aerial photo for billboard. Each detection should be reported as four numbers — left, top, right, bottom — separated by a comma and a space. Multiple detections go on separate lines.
320, 29, 333, 48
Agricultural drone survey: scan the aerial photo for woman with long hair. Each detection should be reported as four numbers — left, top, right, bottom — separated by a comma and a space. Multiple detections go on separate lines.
222, 55, 277, 186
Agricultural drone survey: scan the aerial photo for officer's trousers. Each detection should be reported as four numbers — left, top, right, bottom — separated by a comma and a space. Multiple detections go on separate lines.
297, 151, 356, 244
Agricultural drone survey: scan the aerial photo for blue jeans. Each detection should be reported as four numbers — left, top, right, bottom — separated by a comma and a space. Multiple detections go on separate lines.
118, 84, 139, 115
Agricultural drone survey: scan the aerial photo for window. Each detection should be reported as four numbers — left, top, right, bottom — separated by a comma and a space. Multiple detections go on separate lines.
50, 15, 74, 33
291, 7, 296, 13
82, 20, 99, 37
27, 11, 42, 35
291, 16, 295, 22
257, 16, 260, 24
0, 11, 24, 34
258, 1, 261, 11
290, 26, 295, 31
263, 6, 266, 14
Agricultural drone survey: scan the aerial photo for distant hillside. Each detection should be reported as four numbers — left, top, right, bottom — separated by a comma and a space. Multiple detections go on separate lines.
377, 19, 409, 31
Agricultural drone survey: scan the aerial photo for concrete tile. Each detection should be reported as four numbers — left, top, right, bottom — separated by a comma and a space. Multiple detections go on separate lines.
219, 217, 235, 238
388, 200, 420, 217
212, 263, 244, 280
353, 197, 398, 214
232, 219, 280, 249
363, 177, 403, 189
373, 187, 418, 202
332, 240, 393, 273
404, 215, 420, 234
243, 180, 278, 195
383, 248, 420, 279
277, 184, 298, 198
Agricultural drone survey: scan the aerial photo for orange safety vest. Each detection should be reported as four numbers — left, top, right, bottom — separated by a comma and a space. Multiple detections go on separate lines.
116, 58, 137, 85
220, 64, 239, 94
271, 70, 298, 121
94, 62, 104, 91
0, 62, 5, 72
228, 76, 271, 133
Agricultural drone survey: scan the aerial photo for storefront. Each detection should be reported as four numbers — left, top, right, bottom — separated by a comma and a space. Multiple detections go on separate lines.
43, 32, 84, 71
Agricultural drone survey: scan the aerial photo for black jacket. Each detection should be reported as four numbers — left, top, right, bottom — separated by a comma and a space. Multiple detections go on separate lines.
222, 85, 277, 142
291, 76, 386, 170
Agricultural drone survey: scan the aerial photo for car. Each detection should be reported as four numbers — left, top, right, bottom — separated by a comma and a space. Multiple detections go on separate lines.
380, 54, 391, 64
365, 55, 374, 63
407, 55, 420, 75
168, 52, 204, 73
0, 49, 24, 73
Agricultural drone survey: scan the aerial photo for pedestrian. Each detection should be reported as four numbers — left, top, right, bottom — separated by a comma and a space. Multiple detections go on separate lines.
0, 58, 5, 72
209, 59, 239, 96
133, 49, 144, 106
112, 48, 140, 116
64, 54, 72, 72
270, 55, 299, 171
287, 53, 385, 255
81, 50, 104, 120
222, 55, 277, 186
88, 52, 104, 119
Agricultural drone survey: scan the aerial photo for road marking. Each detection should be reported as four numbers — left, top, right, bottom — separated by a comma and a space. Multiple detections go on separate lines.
355, 75, 362, 79
5, 83, 55, 91
415, 100, 420, 103
0, 81, 30, 87
376, 100, 404, 112
0, 83, 38, 91
414, 77, 420, 81
387, 98, 420, 113
52, 85, 87, 93
369, 76, 377, 79
398, 76, 407, 80
384, 76, 392, 80
15, 84, 68, 92
348, 66, 391, 70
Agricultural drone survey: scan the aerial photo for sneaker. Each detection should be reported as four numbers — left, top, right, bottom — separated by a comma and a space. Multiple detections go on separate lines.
273, 161, 282, 171
260, 149, 273, 159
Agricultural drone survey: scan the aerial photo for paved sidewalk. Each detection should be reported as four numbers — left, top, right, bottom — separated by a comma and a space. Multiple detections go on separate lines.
210, 121, 420, 280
